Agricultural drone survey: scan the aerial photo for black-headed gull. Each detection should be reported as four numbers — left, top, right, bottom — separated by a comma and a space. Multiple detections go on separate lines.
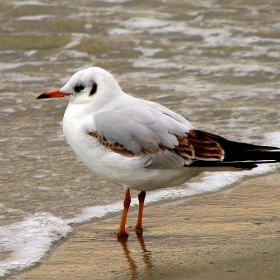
37, 67, 280, 238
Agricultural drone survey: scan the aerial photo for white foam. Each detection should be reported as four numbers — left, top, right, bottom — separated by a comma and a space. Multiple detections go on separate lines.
188, 164, 278, 193
133, 58, 185, 70
24, 50, 38, 57
0, 213, 71, 277
135, 47, 162, 57
99, 0, 132, 2
2, 108, 16, 114
63, 50, 90, 59
69, 159, 280, 225
0, 63, 25, 71
62, 33, 91, 49
12, 1, 47, 6
108, 28, 137, 36
122, 17, 170, 29
113, 16, 280, 48
17, 15, 54, 21
262, 132, 280, 147
118, 17, 231, 44
67, 187, 198, 225
132, 57, 279, 76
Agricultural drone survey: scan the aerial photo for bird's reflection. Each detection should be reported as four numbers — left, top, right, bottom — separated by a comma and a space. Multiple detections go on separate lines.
118, 233, 153, 279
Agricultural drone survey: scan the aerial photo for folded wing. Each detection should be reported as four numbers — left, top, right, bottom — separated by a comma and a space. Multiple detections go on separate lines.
87, 100, 280, 169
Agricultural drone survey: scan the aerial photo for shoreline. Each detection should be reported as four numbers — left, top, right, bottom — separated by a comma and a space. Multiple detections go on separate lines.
18, 172, 280, 279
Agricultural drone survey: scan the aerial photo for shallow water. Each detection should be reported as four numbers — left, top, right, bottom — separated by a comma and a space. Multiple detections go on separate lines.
0, 0, 280, 277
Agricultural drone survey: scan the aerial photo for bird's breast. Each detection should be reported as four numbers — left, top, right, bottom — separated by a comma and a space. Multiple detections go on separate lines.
62, 103, 201, 191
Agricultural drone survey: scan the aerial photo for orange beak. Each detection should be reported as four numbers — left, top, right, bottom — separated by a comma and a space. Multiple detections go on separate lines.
37, 89, 70, 99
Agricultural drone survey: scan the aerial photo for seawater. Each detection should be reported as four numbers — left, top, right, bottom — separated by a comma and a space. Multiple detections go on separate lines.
0, 0, 280, 277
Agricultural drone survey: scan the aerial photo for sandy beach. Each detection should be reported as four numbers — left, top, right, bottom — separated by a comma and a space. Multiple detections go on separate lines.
17, 172, 280, 280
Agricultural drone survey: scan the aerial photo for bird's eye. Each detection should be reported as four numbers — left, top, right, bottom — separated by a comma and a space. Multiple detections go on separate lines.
74, 85, 85, 92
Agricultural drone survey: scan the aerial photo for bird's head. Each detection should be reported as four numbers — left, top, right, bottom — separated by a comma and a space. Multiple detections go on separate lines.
37, 67, 124, 106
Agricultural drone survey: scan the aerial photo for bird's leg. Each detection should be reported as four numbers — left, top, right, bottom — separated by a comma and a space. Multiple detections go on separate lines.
117, 189, 131, 239
135, 191, 146, 234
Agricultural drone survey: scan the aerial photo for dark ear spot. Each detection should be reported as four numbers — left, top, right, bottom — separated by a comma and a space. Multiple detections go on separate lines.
90, 83, 97, 96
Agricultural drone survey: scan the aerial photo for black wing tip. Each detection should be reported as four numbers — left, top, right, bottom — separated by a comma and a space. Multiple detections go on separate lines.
193, 130, 280, 163
187, 159, 280, 169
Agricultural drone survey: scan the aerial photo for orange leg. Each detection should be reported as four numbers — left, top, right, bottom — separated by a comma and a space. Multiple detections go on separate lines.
135, 191, 146, 234
117, 189, 131, 238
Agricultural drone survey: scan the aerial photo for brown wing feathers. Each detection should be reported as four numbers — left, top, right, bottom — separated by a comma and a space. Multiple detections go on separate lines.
86, 129, 225, 162
189, 130, 280, 168
87, 131, 136, 157
87, 129, 280, 169
178, 130, 224, 161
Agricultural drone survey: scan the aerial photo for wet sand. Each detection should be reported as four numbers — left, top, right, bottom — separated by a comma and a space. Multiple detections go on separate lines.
18, 173, 280, 280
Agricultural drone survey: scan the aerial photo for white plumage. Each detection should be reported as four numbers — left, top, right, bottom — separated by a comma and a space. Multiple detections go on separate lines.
38, 66, 280, 238
61, 67, 197, 190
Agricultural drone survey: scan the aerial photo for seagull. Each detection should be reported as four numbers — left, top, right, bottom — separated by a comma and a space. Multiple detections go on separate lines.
37, 67, 280, 239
